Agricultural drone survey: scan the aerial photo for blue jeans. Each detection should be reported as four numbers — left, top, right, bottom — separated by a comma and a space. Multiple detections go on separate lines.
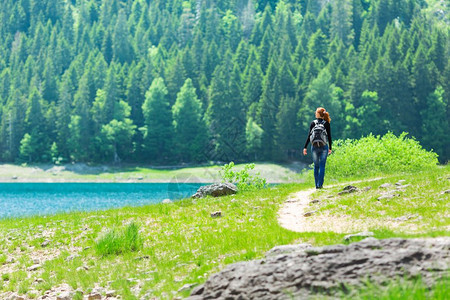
312, 144, 328, 188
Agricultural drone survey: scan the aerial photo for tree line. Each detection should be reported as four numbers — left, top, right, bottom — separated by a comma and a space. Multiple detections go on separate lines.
0, 0, 448, 164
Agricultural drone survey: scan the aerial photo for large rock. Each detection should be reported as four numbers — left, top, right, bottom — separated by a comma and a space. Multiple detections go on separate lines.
192, 183, 237, 198
188, 237, 449, 299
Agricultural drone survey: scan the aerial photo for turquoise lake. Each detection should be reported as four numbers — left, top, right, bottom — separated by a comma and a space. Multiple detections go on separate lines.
0, 183, 204, 219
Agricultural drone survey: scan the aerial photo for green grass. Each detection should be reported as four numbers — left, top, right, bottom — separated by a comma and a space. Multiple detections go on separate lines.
340, 276, 450, 300
0, 164, 448, 299
95, 222, 143, 256
0, 182, 315, 299
312, 165, 450, 235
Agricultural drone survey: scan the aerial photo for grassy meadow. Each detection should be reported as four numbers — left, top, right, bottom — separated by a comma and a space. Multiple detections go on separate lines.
0, 134, 448, 299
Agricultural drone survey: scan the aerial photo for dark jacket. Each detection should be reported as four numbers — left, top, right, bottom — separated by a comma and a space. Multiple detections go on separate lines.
303, 118, 332, 149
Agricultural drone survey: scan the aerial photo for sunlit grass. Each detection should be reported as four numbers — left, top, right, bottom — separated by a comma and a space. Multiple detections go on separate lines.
0, 166, 448, 299
312, 165, 450, 234
95, 222, 142, 256
340, 276, 450, 300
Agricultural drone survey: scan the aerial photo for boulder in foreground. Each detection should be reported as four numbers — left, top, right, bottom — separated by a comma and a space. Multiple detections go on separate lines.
192, 183, 237, 198
188, 237, 449, 299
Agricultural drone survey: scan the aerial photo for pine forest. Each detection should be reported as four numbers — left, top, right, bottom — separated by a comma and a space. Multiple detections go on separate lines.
0, 0, 448, 165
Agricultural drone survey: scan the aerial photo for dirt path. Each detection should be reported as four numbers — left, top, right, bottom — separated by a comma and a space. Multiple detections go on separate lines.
278, 179, 385, 233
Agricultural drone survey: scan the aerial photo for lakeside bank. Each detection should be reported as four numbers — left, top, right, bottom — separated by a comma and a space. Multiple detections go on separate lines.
0, 162, 307, 183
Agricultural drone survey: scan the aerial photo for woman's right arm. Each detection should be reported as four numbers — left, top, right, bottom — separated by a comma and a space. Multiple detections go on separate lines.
303, 122, 314, 155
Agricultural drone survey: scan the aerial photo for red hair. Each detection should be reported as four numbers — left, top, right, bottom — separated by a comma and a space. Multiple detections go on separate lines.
316, 107, 331, 123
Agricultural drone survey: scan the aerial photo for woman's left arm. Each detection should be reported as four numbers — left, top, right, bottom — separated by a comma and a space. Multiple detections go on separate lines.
326, 122, 332, 154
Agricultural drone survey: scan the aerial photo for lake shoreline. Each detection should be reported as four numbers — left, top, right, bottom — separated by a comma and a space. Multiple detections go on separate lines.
0, 162, 308, 184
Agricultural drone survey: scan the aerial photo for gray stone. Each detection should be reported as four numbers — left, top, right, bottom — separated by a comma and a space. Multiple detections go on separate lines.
106, 290, 117, 297
56, 292, 71, 300
210, 211, 222, 218
344, 231, 374, 241
65, 254, 80, 261
377, 194, 396, 201
192, 183, 237, 198
6, 257, 14, 264
135, 255, 150, 261
162, 199, 172, 204
396, 184, 411, 190
88, 293, 102, 300
303, 211, 316, 217
395, 216, 409, 222
338, 185, 358, 195
443, 189, 450, 194
379, 183, 393, 188
310, 199, 320, 204
178, 284, 196, 293
27, 264, 41, 271
188, 238, 450, 300
265, 244, 312, 258
41, 239, 50, 247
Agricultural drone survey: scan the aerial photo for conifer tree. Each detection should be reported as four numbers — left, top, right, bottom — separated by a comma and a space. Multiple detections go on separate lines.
113, 9, 134, 63
172, 78, 208, 162
22, 88, 48, 162
275, 96, 300, 161
331, 0, 354, 46
142, 77, 174, 162
420, 86, 448, 162
206, 57, 246, 161
257, 58, 280, 160
243, 59, 263, 108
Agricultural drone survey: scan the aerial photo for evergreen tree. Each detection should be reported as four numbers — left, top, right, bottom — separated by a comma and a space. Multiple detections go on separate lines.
206, 57, 246, 161
331, 0, 354, 46
298, 68, 341, 135
245, 117, 263, 160
113, 9, 134, 63
22, 88, 48, 162
420, 86, 448, 162
256, 58, 280, 160
172, 78, 208, 162
243, 59, 263, 108
166, 55, 187, 105
275, 96, 300, 161
142, 77, 174, 162
99, 99, 136, 163
0, 0, 447, 163
56, 78, 73, 161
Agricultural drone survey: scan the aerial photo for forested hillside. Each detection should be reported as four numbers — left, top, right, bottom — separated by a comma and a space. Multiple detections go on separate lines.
0, 0, 448, 164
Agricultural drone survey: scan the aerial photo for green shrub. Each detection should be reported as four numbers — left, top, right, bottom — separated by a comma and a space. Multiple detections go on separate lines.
326, 132, 438, 178
220, 162, 267, 191
95, 222, 142, 256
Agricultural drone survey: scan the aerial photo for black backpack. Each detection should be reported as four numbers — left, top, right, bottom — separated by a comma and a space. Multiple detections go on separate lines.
310, 119, 328, 147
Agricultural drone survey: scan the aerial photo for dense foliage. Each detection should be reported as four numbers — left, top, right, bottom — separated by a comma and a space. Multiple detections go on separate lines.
220, 162, 267, 191
0, 0, 448, 164
326, 132, 439, 178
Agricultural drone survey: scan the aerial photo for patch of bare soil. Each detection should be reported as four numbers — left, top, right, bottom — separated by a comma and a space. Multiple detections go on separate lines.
278, 178, 416, 233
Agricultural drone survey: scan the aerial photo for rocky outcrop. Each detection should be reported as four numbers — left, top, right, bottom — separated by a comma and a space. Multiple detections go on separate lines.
192, 183, 237, 198
188, 237, 449, 300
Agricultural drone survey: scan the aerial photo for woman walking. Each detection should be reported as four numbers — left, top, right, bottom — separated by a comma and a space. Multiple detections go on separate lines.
303, 107, 332, 189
